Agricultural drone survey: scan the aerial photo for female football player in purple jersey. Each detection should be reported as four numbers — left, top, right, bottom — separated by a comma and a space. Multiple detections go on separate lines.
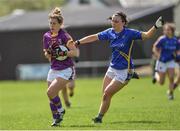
152, 23, 179, 100
75, 11, 163, 123
43, 7, 78, 126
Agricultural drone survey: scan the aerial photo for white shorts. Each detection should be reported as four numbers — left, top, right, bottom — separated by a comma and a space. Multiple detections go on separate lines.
47, 67, 75, 82
155, 60, 175, 73
106, 66, 130, 84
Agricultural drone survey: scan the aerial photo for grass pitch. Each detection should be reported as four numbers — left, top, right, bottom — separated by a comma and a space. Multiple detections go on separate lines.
0, 77, 180, 130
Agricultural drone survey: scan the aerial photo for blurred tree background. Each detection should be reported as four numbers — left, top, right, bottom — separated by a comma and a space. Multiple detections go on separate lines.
0, 0, 65, 16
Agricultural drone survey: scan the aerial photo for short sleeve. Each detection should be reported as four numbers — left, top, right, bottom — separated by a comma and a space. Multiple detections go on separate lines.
98, 29, 110, 41
130, 29, 142, 40
62, 30, 72, 44
155, 37, 164, 49
43, 34, 49, 49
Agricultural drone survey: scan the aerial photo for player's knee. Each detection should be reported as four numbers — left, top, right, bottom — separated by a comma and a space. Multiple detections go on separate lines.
67, 83, 75, 89
47, 88, 53, 98
103, 90, 112, 100
68, 84, 75, 89
103, 93, 107, 101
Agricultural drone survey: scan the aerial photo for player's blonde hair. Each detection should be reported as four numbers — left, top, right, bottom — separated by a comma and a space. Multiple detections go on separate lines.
49, 7, 63, 24
163, 22, 176, 35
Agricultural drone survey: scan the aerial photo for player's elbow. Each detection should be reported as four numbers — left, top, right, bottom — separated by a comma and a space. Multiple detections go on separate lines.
142, 32, 152, 40
152, 46, 156, 54
142, 32, 151, 40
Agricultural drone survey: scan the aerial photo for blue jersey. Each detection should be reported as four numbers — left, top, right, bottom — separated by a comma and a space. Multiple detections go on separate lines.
98, 27, 142, 70
156, 35, 178, 63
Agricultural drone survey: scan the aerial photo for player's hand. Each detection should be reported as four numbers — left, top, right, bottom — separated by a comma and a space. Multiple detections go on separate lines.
51, 42, 62, 52
154, 16, 164, 29
46, 49, 51, 54
47, 47, 56, 58
51, 51, 57, 58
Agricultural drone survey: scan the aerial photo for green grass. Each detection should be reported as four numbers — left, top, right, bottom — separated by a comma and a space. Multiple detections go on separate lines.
0, 77, 180, 130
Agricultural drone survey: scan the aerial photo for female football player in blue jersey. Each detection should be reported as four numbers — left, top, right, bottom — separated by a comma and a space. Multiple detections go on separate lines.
43, 7, 78, 126
75, 11, 163, 123
153, 23, 179, 100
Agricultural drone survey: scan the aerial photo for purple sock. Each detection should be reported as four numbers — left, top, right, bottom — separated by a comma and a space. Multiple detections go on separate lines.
51, 96, 62, 110
49, 103, 59, 119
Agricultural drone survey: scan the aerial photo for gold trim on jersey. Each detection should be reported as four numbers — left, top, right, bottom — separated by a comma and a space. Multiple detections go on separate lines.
51, 32, 58, 37
118, 40, 134, 73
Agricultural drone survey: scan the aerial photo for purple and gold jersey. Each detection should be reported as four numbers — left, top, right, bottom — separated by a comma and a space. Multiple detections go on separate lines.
43, 29, 74, 70
155, 35, 179, 63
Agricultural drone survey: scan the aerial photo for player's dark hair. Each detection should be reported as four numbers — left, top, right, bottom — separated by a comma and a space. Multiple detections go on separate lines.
164, 22, 176, 35
49, 7, 63, 24
115, 11, 128, 25
108, 11, 128, 26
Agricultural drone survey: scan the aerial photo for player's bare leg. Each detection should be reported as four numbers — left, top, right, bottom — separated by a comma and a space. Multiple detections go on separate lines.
167, 68, 175, 100
67, 80, 75, 97
47, 77, 68, 126
93, 78, 127, 123
156, 72, 166, 85
62, 87, 71, 108
151, 54, 157, 84
47, 78, 68, 98
102, 75, 113, 92
174, 69, 180, 89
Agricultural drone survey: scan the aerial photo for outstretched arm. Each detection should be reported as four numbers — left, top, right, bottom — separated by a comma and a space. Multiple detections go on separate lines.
76, 34, 99, 46
142, 16, 164, 40
142, 26, 157, 40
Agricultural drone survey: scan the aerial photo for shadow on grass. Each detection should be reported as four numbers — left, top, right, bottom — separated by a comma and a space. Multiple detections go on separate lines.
64, 125, 96, 128
110, 120, 162, 124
